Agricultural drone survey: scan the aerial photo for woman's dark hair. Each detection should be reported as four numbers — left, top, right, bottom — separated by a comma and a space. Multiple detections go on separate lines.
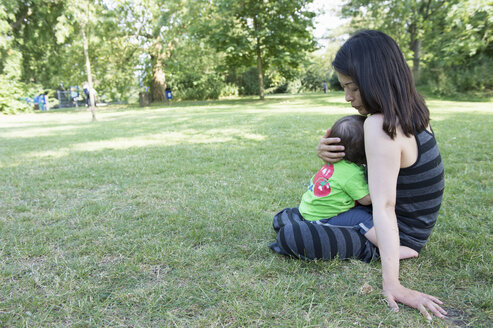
332, 30, 429, 139
331, 115, 367, 165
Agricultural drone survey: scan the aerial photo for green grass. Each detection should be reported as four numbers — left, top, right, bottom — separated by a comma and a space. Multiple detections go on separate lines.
0, 92, 492, 327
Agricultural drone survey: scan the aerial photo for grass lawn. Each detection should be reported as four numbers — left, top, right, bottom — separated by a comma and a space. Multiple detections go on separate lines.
0, 92, 492, 327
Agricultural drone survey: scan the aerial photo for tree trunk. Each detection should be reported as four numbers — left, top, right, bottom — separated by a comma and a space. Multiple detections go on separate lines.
151, 41, 166, 103
82, 22, 96, 121
253, 16, 264, 100
411, 39, 421, 82
256, 38, 264, 100
409, 23, 421, 83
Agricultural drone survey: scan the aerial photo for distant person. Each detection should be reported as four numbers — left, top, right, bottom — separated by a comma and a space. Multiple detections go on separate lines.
270, 115, 418, 260
70, 86, 79, 106
83, 82, 97, 106
83, 82, 90, 106
322, 80, 327, 94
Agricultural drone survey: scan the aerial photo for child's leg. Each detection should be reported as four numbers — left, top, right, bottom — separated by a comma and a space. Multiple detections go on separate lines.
316, 205, 373, 233
363, 228, 418, 260
272, 207, 305, 232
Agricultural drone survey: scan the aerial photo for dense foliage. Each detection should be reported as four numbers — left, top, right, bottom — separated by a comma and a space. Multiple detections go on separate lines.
0, 76, 35, 114
340, 0, 493, 95
0, 0, 490, 113
205, 0, 317, 99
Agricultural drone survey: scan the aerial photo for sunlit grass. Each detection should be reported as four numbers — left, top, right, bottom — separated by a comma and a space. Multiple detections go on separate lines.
8, 129, 266, 164
0, 92, 492, 327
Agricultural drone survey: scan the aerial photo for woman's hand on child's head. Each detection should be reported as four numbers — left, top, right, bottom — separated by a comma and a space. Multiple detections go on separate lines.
317, 128, 345, 163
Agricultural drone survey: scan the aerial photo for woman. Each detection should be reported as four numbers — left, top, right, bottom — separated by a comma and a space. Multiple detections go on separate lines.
270, 30, 446, 320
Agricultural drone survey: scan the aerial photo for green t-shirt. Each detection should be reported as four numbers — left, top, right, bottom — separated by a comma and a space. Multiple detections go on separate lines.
299, 160, 369, 221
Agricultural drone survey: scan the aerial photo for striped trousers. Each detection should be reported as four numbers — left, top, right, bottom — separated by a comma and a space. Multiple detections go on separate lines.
269, 208, 378, 263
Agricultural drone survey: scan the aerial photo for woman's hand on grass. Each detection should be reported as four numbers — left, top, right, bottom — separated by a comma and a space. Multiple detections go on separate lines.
383, 283, 447, 320
317, 128, 345, 163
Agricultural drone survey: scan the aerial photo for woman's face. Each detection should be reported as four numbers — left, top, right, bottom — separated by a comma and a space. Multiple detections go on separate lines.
337, 72, 368, 116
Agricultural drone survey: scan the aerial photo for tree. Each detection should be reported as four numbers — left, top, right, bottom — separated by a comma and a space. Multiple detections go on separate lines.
56, 0, 103, 120
54, 0, 147, 107
1, 0, 67, 85
2, 0, 101, 118
341, 0, 458, 81
122, 0, 202, 102
0, 0, 66, 113
340, 0, 492, 93
207, 0, 317, 99
422, 1, 493, 94
4, 0, 146, 104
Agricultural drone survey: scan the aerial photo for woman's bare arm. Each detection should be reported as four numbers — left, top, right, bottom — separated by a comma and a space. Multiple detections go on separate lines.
364, 115, 447, 320
365, 115, 401, 288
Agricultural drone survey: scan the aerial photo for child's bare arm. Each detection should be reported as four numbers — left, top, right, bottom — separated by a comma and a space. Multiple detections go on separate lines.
357, 194, 371, 205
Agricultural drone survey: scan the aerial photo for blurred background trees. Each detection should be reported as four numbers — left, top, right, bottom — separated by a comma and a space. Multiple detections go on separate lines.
205, 0, 317, 99
340, 0, 492, 95
0, 0, 491, 113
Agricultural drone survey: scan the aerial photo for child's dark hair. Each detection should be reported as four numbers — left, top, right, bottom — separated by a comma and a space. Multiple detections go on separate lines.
331, 115, 366, 165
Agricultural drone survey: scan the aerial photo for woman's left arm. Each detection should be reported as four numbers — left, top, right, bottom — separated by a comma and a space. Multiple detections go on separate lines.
364, 116, 447, 320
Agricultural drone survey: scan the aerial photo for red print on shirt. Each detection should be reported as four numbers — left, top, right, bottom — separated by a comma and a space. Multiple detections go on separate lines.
312, 163, 334, 197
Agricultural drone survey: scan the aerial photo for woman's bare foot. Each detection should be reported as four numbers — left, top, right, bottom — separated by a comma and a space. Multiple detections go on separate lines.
364, 228, 418, 260
399, 246, 419, 260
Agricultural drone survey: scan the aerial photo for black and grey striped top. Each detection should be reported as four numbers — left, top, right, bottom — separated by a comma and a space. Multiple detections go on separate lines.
396, 128, 444, 252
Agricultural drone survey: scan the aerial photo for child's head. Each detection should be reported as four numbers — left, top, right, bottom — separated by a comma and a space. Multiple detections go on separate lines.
331, 115, 366, 165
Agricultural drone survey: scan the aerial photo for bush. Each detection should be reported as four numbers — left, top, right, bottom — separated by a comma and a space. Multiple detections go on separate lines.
328, 72, 343, 91
220, 83, 239, 98
300, 65, 327, 92
423, 53, 493, 96
0, 76, 41, 114
286, 79, 302, 94
270, 83, 288, 94
172, 72, 225, 100
238, 67, 260, 96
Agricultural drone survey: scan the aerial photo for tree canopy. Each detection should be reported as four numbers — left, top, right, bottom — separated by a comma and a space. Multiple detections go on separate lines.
0, 0, 490, 113
206, 0, 317, 99
340, 0, 492, 93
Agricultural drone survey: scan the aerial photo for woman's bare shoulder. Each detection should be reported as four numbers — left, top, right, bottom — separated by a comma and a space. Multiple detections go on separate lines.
365, 114, 383, 127
364, 114, 387, 138
364, 114, 408, 141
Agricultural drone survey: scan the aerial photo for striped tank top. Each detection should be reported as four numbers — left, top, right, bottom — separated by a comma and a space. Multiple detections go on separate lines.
396, 128, 444, 252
